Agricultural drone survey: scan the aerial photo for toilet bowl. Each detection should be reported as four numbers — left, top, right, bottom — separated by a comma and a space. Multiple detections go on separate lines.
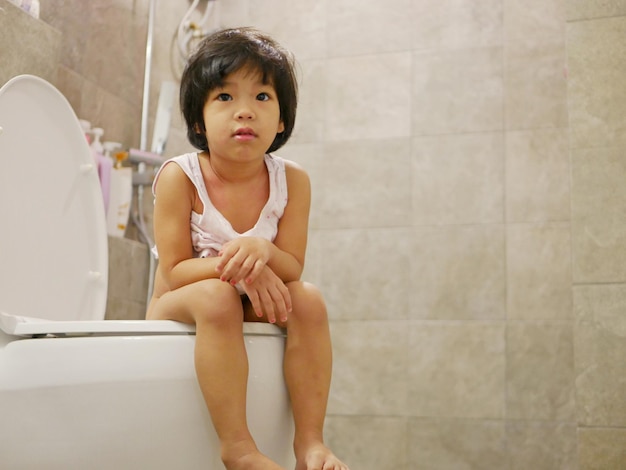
0, 75, 295, 469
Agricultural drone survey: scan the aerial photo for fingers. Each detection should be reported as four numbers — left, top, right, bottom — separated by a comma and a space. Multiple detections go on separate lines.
215, 244, 248, 282
215, 243, 237, 276
219, 254, 262, 286
241, 268, 292, 324
272, 282, 292, 323
249, 283, 291, 324
245, 290, 265, 319
245, 259, 266, 285
216, 238, 270, 285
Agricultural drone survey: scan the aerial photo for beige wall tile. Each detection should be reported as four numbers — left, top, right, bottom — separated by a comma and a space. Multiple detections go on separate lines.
317, 228, 411, 321
574, 285, 626, 427
40, 0, 92, 72
571, 146, 626, 283
107, 236, 150, 307
0, 2, 61, 87
327, 0, 412, 57
504, 0, 566, 46
275, 143, 321, 176
506, 128, 570, 223
507, 223, 572, 321
412, 0, 503, 50
162, 125, 191, 159
273, 142, 324, 228
300, 228, 321, 285
82, 2, 146, 110
325, 416, 408, 470
507, 422, 578, 470
412, 47, 504, 135
567, 0, 626, 21
504, 42, 569, 130
55, 66, 85, 117
79, 79, 141, 146
128, 239, 151, 304
326, 52, 411, 141
408, 321, 506, 419
409, 418, 507, 470
289, 59, 326, 145
248, 0, 327, 60
412, 132, 504, 225
314, 139, 412, 229
411, 226, 506, 320
104, 297, 146, 321
568, 17, 626, 150
507, 323, 576, 421
578, 427, 626, 470
328, 321, 408, 416
217, 0, 250, 28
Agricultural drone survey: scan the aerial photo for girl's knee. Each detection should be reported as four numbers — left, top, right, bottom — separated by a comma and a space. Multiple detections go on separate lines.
187, 279, 242, 325
287, 281, 328, 325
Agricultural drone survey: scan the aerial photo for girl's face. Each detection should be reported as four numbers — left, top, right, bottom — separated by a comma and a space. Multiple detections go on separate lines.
201, 66, 284, 162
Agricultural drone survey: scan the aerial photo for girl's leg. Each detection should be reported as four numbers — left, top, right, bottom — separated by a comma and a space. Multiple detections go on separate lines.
283, 282, 349, 470
149, 279, 284, 470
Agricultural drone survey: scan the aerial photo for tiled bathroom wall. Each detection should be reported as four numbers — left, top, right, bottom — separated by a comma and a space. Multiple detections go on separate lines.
218, 0, 626, 468
2, 0, 625, 467
567, 1, 626, 467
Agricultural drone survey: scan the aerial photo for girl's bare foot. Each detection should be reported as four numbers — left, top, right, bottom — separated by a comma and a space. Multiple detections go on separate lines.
295, 441, 349, 470
222, 439, 285, 470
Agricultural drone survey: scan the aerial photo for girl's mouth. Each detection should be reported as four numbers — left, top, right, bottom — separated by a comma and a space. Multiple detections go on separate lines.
233, 127, 256, 141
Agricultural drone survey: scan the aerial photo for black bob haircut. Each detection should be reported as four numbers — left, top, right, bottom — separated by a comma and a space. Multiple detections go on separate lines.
180, 27, 298, 154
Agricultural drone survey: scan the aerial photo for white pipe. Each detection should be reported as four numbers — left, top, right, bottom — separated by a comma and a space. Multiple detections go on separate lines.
140, 0, 158, 307
140, 0, 156, 151
178, 0, 200, 57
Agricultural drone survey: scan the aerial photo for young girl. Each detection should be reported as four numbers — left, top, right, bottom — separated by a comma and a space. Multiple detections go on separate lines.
146, 28, 349, 470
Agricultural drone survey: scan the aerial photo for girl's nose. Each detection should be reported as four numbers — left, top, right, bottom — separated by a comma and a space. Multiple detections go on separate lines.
235, 104, 255, 120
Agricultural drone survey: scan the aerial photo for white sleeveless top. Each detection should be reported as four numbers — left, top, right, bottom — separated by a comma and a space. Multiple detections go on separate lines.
152, 152, 288, 259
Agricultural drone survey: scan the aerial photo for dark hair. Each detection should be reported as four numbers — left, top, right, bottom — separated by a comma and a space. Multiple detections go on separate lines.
180, 27, 298, 153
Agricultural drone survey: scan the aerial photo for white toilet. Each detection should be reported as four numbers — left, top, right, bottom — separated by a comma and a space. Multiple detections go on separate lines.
0, 75, 295, 469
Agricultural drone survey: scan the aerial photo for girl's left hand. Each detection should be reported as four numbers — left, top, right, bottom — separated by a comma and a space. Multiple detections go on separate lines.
239, 265, 291, 324
216, 237, 271, 286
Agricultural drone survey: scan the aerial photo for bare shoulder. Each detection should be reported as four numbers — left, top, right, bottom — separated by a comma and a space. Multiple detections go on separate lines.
153, 160, 198, 218
154, 160, 195, 201
282, 158, 311, 191
155, 160, 190, 191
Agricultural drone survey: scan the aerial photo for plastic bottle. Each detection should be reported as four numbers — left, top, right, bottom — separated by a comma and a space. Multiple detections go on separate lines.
90, 128, 111, 213
106, 151, 133, 238
79, 119, 92, 145
8, 0, 39, 18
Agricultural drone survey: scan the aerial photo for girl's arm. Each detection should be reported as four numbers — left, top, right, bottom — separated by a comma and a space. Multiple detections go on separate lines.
270, 160, 311, 278
216, 160, 311, 286
153, 162, 221, 291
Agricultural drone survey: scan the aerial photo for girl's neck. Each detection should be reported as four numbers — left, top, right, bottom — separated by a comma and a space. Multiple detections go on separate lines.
202, 152, 266, 184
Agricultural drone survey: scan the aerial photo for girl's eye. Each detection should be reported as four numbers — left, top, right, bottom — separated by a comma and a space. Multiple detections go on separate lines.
217, 93, 232, 101
257, 92, 270, 101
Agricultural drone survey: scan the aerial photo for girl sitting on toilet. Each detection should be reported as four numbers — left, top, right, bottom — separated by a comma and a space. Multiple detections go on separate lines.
146, 27, 349, 470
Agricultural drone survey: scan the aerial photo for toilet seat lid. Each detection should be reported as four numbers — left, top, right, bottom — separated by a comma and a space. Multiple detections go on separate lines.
0, 75, 108, 322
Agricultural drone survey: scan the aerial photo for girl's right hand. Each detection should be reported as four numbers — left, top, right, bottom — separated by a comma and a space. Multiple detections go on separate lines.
216, 237, 271, 286
239, 265, 291, 324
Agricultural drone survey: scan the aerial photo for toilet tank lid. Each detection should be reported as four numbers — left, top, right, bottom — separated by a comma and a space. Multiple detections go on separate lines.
0, 75, 108, 322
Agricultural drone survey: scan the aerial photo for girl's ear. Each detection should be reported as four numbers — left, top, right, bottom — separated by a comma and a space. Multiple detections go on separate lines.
194, 122, 204, 134
277, 120, 285, 134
